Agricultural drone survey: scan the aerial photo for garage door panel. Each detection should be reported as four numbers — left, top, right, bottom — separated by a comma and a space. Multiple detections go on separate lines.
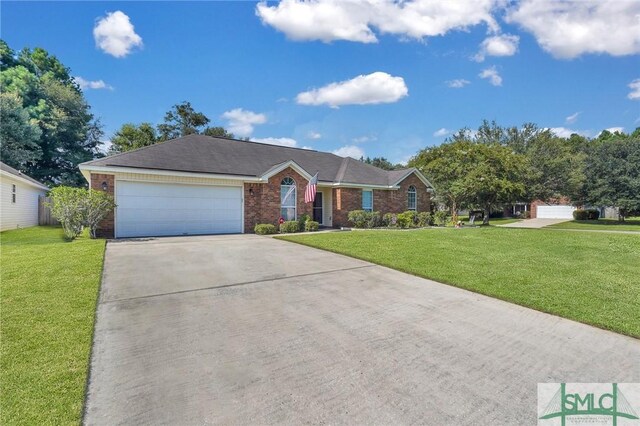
116, 181, 242, 238
537, 205, 575, 219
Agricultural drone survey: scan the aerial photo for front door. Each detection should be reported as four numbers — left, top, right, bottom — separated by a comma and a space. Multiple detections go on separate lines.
313, 192, 323, 224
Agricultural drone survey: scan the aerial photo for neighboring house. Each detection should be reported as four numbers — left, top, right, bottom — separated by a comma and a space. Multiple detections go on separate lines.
1, 161, 49, 231
504, 198, 575, 219
79, 135, 434, 238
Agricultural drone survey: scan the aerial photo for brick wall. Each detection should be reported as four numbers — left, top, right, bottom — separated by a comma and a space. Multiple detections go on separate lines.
90, 173, 115, 238
243, 167, 312, 232
331, 173, 431, 227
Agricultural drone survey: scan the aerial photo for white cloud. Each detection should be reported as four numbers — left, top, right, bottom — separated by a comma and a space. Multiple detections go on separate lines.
93, 11, 143, 58
221, 108, 267, 137
296, 72, 408, 108
433, 128, 450, 137
473, 33, 519, 61
74, 76, 113, 90
332, 145, 365, 159
256, 0, 500, 43
251, 137, 299, 148
628, 79, 640, 100
549, 127, 591, 138
307, 131, 322, 140
479, 66, 502, 86
506, 0, 640, 59
600, 127, 625, 135
446, 79, 471, 88
565, 112, 580, 124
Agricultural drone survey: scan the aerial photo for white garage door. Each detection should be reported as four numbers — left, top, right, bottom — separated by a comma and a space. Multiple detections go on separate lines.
116, 181, 242, 238
536, 205, 576, 219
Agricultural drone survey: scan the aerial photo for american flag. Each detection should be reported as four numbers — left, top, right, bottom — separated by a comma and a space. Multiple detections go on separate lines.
304, 172, 318, 203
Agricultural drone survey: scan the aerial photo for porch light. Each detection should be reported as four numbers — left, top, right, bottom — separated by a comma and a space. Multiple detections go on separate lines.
101, 181, 108, 191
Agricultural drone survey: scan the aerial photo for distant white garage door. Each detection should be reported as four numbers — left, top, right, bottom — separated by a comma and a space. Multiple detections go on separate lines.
116, 181, 242, 238
536, 205, 576, 219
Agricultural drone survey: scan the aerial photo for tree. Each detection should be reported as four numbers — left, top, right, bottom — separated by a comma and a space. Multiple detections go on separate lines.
110, 123, 158, 153
360, 156, 402, 170
0, 41, 103, 185
157, 101, 210, 141
203, 126, 234, 138
0, 93, 42, 168
83, 190, 116, 238
584, 130, 640, 220
410, 140, 528, 224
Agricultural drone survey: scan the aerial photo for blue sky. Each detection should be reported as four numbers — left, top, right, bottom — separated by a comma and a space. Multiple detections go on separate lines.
3, 1, 639, 163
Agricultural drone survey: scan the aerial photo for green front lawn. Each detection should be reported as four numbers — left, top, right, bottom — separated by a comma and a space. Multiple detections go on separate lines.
278, 228, 640, 338
1, 227, 106, 425
546, 219, 640, 232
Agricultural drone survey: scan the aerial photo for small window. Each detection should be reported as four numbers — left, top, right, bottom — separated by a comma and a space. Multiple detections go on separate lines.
280, 177, 296, 221
407, 185, 417, 211
11, 184, 16, 203
362, 190, 373, 212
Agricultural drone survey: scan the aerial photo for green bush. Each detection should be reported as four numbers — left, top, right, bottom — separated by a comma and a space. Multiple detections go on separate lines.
348, 210, 381, 228
297, 214, 310, 231
48, 186, 116, 240
280, 220, 299, 233
586, 209, 600, 220
573, 209, 588, 220
416, 212, 433, 227
305, 221, 319, 232
254, 224, 277, 235
433, 210, 450, 227
396, 211, 417, 228
383, 213, 397, 227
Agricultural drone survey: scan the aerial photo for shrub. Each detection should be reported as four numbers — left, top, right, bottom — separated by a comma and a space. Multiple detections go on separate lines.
297, 214, 310, 231
396, 211, 417, 228
305, 221, 319, 232
348, 210, 368, 228
383, 213, 397, 227
254, 224, 277, 235
48, 186, 86, 240
586, 209, 600, 220
573, 209, 588, 220
523, 211, 531, 219
416, 212, 433, 227
433, 210, 450, 227
347, 210, 381, 228
280, 220, 299, 233
84, 190, 117, 239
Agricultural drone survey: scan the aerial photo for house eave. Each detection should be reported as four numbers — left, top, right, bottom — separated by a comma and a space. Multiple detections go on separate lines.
78, 164, 263, 183
0, 169, 49, 191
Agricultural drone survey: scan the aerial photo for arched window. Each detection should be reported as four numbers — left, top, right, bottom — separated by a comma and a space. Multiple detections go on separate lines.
281, 177, 296, 220
407, 185, 417, 211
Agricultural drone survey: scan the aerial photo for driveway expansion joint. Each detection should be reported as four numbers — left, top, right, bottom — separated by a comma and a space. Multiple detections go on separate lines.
102, 264, 376, 304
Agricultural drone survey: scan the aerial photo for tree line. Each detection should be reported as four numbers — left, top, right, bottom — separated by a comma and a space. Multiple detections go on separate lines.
408, 121, 640, 223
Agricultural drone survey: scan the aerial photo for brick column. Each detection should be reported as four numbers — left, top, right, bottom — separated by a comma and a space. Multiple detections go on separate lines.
90, 173, 115, 238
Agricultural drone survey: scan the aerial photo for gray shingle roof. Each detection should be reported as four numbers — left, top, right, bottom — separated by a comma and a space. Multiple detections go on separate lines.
82, 135, 424, 187
0, 161, 48, 189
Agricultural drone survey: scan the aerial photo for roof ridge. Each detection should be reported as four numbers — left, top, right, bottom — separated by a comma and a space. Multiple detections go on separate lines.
335, 157, 351, 183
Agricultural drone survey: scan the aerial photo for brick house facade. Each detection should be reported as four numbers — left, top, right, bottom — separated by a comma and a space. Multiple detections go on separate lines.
80, 135, 434, 239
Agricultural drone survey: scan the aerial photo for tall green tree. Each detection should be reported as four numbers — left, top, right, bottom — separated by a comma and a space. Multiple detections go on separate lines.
0, 93, 42, 167
203, 126, 234, 138
110, 123, 158, 153
157, 101, 210, 141
410, 139, 528, 224
360, 156, 402, 170
584, 129, 640, 220
0, 41, 103, 185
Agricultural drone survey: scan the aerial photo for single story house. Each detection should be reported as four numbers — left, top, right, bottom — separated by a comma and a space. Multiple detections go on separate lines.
1, 161, 49, 231
79, 135, 434, 238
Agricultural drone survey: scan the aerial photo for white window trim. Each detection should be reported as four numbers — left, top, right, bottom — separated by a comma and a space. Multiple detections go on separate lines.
281, 177, 297, 220
407, 185, 417, 211
362, 189, 373, 212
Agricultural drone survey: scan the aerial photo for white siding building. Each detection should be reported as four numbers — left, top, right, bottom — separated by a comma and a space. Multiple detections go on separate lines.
1, 162, 48, 231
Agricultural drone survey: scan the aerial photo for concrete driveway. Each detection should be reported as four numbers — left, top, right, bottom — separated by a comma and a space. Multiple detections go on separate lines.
85, 235, 639, 425
498, 218, 569, 228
